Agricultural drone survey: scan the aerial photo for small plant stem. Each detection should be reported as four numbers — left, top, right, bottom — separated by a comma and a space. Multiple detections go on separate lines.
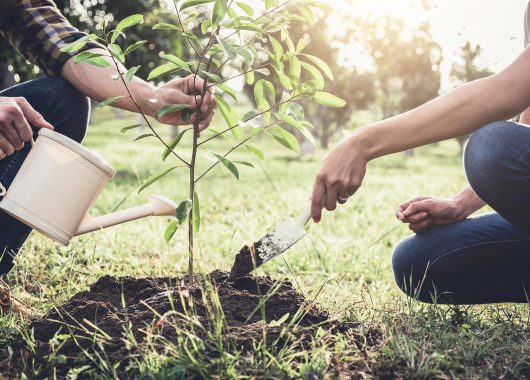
194, 121, 279, 183
197, 95, 298, 146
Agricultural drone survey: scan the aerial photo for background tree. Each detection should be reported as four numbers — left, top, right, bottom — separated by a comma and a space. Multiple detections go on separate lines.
451, 41, 493, 151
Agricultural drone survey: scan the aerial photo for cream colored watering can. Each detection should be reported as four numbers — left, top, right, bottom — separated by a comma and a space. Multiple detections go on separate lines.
0, 129, 177, 246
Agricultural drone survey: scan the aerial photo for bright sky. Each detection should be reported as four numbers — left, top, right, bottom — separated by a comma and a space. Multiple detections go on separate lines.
328, 0, 529, 89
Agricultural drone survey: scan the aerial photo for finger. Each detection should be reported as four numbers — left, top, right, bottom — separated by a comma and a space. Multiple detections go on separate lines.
16, 98, 53, 130
198, 112, 214, 132
311, 176, 326, 222
0, 133, 15, 156
187, 74, 204, 94
3, 122, 23, 150
410, 217, 433, 233
396, 208, 405, 221
201, 89, 215, 113
403, 211, 429, 224
324, 185, 338, 212
402, 200, 432, 217
184, 94, 202, 109
398, 196, 430, 213
0, 148, 5, 160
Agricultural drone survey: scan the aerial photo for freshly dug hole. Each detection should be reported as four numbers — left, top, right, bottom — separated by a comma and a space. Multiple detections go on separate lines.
27, 270, 350, 376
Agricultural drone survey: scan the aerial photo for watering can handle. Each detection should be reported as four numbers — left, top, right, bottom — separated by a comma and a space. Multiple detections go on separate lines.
0, 138, 35, 197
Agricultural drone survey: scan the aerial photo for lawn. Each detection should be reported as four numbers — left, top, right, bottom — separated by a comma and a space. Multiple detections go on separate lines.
2, 108, 530, 379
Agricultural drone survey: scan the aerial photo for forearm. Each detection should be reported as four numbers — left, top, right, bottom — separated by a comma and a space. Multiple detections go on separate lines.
60, 48, 158, 116
355, 75, 521, 160
453, 185, 486, 217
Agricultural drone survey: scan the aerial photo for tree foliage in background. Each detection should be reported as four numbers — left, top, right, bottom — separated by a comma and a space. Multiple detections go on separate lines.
63, 0, 346, 276
451, 41, 493, 150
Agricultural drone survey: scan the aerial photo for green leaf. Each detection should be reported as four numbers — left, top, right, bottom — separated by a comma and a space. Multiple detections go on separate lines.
176, 199, 192, 224
269, 36, 283, 61
133, 133, 154, 141
212, 0, 228, 26
215, 95, 242, 139
245, 71, 255, 85
213, 153, 239, 179
96, 96, 124, 110
124, 65, 141, 83
147, 63, 180, 81
313, 91, 346, 107
301, 61, 324, 89
203, 71, 223, 84
302, 53, 333, 80
164, 220, 179, 242
296, 38, 309, 53
275, 67, 293, 90
201, 20, 212, 34
162, 128, 191, 161
138, 166, 179, 193
263, 80, 275, 102
124, 40, 147, 55
234, 160, 254, 168
218, 38, 237, 59
120, 124, 143, 133
254, 79, 264, 107
217, 83, 238, 102
180, 0, 215, 11
245, 144, 264, 160
162, 54, 191, 72
276, 113, 303, 129
237, 2, 254, 15
60, 34, 97, 53
108, 43, 125, 63
115, 14, 144, 33
273, 127, 299, 152
153, 23, 180, 30
155, 104, 191, 120
289, 55, 301, 83
264, 0, 278, 9
193, 191, 200, 232
74, 52, 110, 68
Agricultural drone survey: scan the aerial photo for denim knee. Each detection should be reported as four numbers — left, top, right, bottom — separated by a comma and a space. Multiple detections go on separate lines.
43, 78, 90, 143
464, 121, 518, 204
392, 236, 435, 303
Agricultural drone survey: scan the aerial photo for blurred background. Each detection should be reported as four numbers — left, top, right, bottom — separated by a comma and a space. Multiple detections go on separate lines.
1, 0, 527, 152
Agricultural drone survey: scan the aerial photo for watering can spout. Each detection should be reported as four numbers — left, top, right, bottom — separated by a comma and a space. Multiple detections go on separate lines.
76, 195, 177, 236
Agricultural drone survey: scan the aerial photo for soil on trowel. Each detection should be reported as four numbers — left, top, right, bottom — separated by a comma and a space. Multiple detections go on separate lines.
229, 241, 264, 278
2, 270, 383, 378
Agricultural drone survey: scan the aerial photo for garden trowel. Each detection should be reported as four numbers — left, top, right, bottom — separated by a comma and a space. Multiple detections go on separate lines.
229, 204, 312, 278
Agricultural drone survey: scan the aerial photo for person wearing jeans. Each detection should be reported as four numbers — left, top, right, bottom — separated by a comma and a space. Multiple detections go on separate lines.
310, 4, 530, 304
0, 1, 216, 315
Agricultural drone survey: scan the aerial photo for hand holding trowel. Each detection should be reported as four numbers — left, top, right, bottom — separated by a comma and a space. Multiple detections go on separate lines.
229, 204, 312, 279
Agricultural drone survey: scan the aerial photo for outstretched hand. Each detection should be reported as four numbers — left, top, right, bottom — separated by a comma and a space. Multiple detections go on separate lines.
154, 74, 216, 131
396, 196, 468, 233
311, 136, 368, 223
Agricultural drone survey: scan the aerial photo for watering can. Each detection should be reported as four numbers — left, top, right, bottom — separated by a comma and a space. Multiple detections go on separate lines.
0, 129, 177, 246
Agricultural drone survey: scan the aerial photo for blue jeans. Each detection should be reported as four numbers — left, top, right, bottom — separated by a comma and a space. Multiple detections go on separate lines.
392, 121, 530, 304
0, 77, 89, 275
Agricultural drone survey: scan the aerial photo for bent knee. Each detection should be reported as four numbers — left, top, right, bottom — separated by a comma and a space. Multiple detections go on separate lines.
464, 121, 524, 200
392, 236, 437, 303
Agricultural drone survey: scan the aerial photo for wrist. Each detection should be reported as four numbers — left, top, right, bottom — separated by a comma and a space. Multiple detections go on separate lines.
349, 127, 380, 161
452, 193, 474, 219
130, 79, 157, 117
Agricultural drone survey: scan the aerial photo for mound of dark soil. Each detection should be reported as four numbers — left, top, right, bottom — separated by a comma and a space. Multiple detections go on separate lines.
22, 271, 344, 376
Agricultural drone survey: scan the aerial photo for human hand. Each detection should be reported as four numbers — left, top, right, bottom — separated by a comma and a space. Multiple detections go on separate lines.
0, 97, 53, 159
311, 136, 368, 223
153, 75, 216, 131
396, 196, 469, 233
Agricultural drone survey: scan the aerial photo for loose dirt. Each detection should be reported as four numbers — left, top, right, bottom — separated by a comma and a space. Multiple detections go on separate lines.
22, 271, 346, 375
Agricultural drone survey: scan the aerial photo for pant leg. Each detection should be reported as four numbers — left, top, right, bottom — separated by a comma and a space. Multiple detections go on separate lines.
464, 121, 530, 233
0, 77, 90, 275
392, 120, 530, 304
392, 213, 530, 304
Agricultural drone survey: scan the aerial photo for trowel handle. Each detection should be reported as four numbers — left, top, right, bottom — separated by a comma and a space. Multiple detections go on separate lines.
295, 204, 312, 227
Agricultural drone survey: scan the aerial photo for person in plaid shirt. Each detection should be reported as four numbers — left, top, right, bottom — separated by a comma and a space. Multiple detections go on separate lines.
0, 1, 216, 315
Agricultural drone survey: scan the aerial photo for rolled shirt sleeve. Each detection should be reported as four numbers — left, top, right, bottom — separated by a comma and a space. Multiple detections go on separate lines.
0, 0, 104, 77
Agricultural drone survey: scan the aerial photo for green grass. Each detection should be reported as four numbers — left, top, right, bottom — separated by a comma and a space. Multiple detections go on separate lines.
2, 108, 530, 379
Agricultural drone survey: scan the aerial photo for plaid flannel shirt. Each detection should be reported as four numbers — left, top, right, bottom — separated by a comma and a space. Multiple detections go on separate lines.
0, 0, 103, 77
